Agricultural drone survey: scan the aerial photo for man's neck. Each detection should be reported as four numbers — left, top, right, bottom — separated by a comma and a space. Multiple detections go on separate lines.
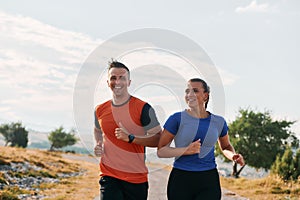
112, 94, 131, 106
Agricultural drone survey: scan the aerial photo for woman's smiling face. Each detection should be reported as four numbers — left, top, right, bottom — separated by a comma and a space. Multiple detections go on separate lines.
185, 81, 208, 108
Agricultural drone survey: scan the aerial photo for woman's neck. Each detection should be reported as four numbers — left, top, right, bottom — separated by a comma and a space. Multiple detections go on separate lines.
187, 107, 208, 119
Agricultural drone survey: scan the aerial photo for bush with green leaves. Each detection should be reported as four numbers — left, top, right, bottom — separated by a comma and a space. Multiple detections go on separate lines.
0, 122, 28, 148
272, 147, 300, 181
48, 126, 78, 151
215, 108, 299, 177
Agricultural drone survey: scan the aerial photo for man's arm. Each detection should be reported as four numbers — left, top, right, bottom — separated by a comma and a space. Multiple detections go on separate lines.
115, 123, 161, 147
115, 103, 162, 147
94, 127, 103, 144
94, 127, 103, 157
94, 110, 103, 157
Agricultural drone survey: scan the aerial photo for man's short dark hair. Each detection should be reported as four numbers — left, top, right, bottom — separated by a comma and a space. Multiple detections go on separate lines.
108, 60, 130, 75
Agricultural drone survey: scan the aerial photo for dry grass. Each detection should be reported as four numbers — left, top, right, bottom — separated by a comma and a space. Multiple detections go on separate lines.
2, 146, 300, 200
220, 175, 300, 200
0, 146, 100, 200
42, 160, 99, 200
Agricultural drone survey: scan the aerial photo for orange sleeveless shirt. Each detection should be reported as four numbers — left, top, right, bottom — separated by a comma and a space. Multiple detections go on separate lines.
95, 97, 149, 183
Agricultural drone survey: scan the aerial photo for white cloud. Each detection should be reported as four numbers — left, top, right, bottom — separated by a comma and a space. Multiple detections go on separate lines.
121, 49, 238, 86
217, 67, 239, 85
0, 10, 98, 93
0, 107, 11, 112
0, 11, 243, 132
235, 1, 272, 14
0, 11, 100, 131
0, 11, 97, 60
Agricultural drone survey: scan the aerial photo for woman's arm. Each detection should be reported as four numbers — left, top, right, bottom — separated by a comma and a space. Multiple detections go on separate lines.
218, 133, 245, 166
157, 129, 200, 158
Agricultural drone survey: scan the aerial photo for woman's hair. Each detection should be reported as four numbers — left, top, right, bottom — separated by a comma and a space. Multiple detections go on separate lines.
189, 78, 210, 108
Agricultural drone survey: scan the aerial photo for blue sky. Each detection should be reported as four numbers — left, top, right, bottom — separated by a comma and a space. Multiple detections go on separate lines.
0, 0, 299, 142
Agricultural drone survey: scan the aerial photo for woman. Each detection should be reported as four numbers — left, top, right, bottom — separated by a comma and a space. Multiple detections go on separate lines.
157, 78, 245, 200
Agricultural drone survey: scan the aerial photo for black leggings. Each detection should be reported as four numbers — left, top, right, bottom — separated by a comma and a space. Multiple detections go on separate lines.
167, 168, 221, 200
99, 176, 148, 200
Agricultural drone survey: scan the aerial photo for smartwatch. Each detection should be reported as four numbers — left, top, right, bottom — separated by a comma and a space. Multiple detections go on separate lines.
128, 134, 135, 143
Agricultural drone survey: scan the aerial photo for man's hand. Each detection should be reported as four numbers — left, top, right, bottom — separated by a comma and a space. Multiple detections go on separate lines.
94, 141, 103, 157
115, 122, 130, 142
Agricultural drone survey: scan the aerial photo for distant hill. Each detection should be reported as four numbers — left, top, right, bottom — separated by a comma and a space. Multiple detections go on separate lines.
0, 129, 92, 154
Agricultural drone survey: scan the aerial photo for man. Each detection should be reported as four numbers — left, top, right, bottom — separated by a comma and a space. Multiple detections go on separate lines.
94, 61, 162, 200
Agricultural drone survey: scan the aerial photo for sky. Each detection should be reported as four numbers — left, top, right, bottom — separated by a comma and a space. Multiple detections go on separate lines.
0, 0, 300, 147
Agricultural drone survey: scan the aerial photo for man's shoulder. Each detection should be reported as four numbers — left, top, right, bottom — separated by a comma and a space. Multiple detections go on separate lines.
95, 99, 111, 111
130, 96, 147, 106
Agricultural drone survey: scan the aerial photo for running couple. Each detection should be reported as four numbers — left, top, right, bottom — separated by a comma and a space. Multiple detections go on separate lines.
94, 61, 245, 200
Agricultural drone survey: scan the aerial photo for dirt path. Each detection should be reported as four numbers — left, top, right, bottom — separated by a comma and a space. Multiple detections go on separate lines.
63, 154, 248, 200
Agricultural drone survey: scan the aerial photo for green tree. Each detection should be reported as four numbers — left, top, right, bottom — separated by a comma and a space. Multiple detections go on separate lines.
292, 149, 300, 180
271, 147, 300, 181
216, 108, 299, 175
48, 126, 78, 151
0, 122, 28, 148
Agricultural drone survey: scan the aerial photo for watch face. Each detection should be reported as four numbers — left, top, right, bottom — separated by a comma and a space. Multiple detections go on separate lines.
128, 134, 135, 143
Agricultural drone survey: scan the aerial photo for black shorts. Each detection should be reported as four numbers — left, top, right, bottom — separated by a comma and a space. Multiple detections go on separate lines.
167, 168, 221, 200
99, 176, 148, 200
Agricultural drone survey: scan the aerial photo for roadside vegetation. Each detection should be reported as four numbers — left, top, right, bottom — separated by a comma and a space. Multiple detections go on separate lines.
0, 146, 99, 200
220, 175, 300, 200
0, 108, 299, 199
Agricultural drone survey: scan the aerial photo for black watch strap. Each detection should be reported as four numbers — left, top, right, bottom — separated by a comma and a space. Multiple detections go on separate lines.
128, 134, 135, 143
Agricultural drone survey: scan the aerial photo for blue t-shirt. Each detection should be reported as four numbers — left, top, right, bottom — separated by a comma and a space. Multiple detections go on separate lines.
163, 110, 228, 171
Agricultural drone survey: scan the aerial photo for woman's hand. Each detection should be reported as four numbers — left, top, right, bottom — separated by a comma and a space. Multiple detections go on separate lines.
185, 139, 201, 155
232, 154, 245, 166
